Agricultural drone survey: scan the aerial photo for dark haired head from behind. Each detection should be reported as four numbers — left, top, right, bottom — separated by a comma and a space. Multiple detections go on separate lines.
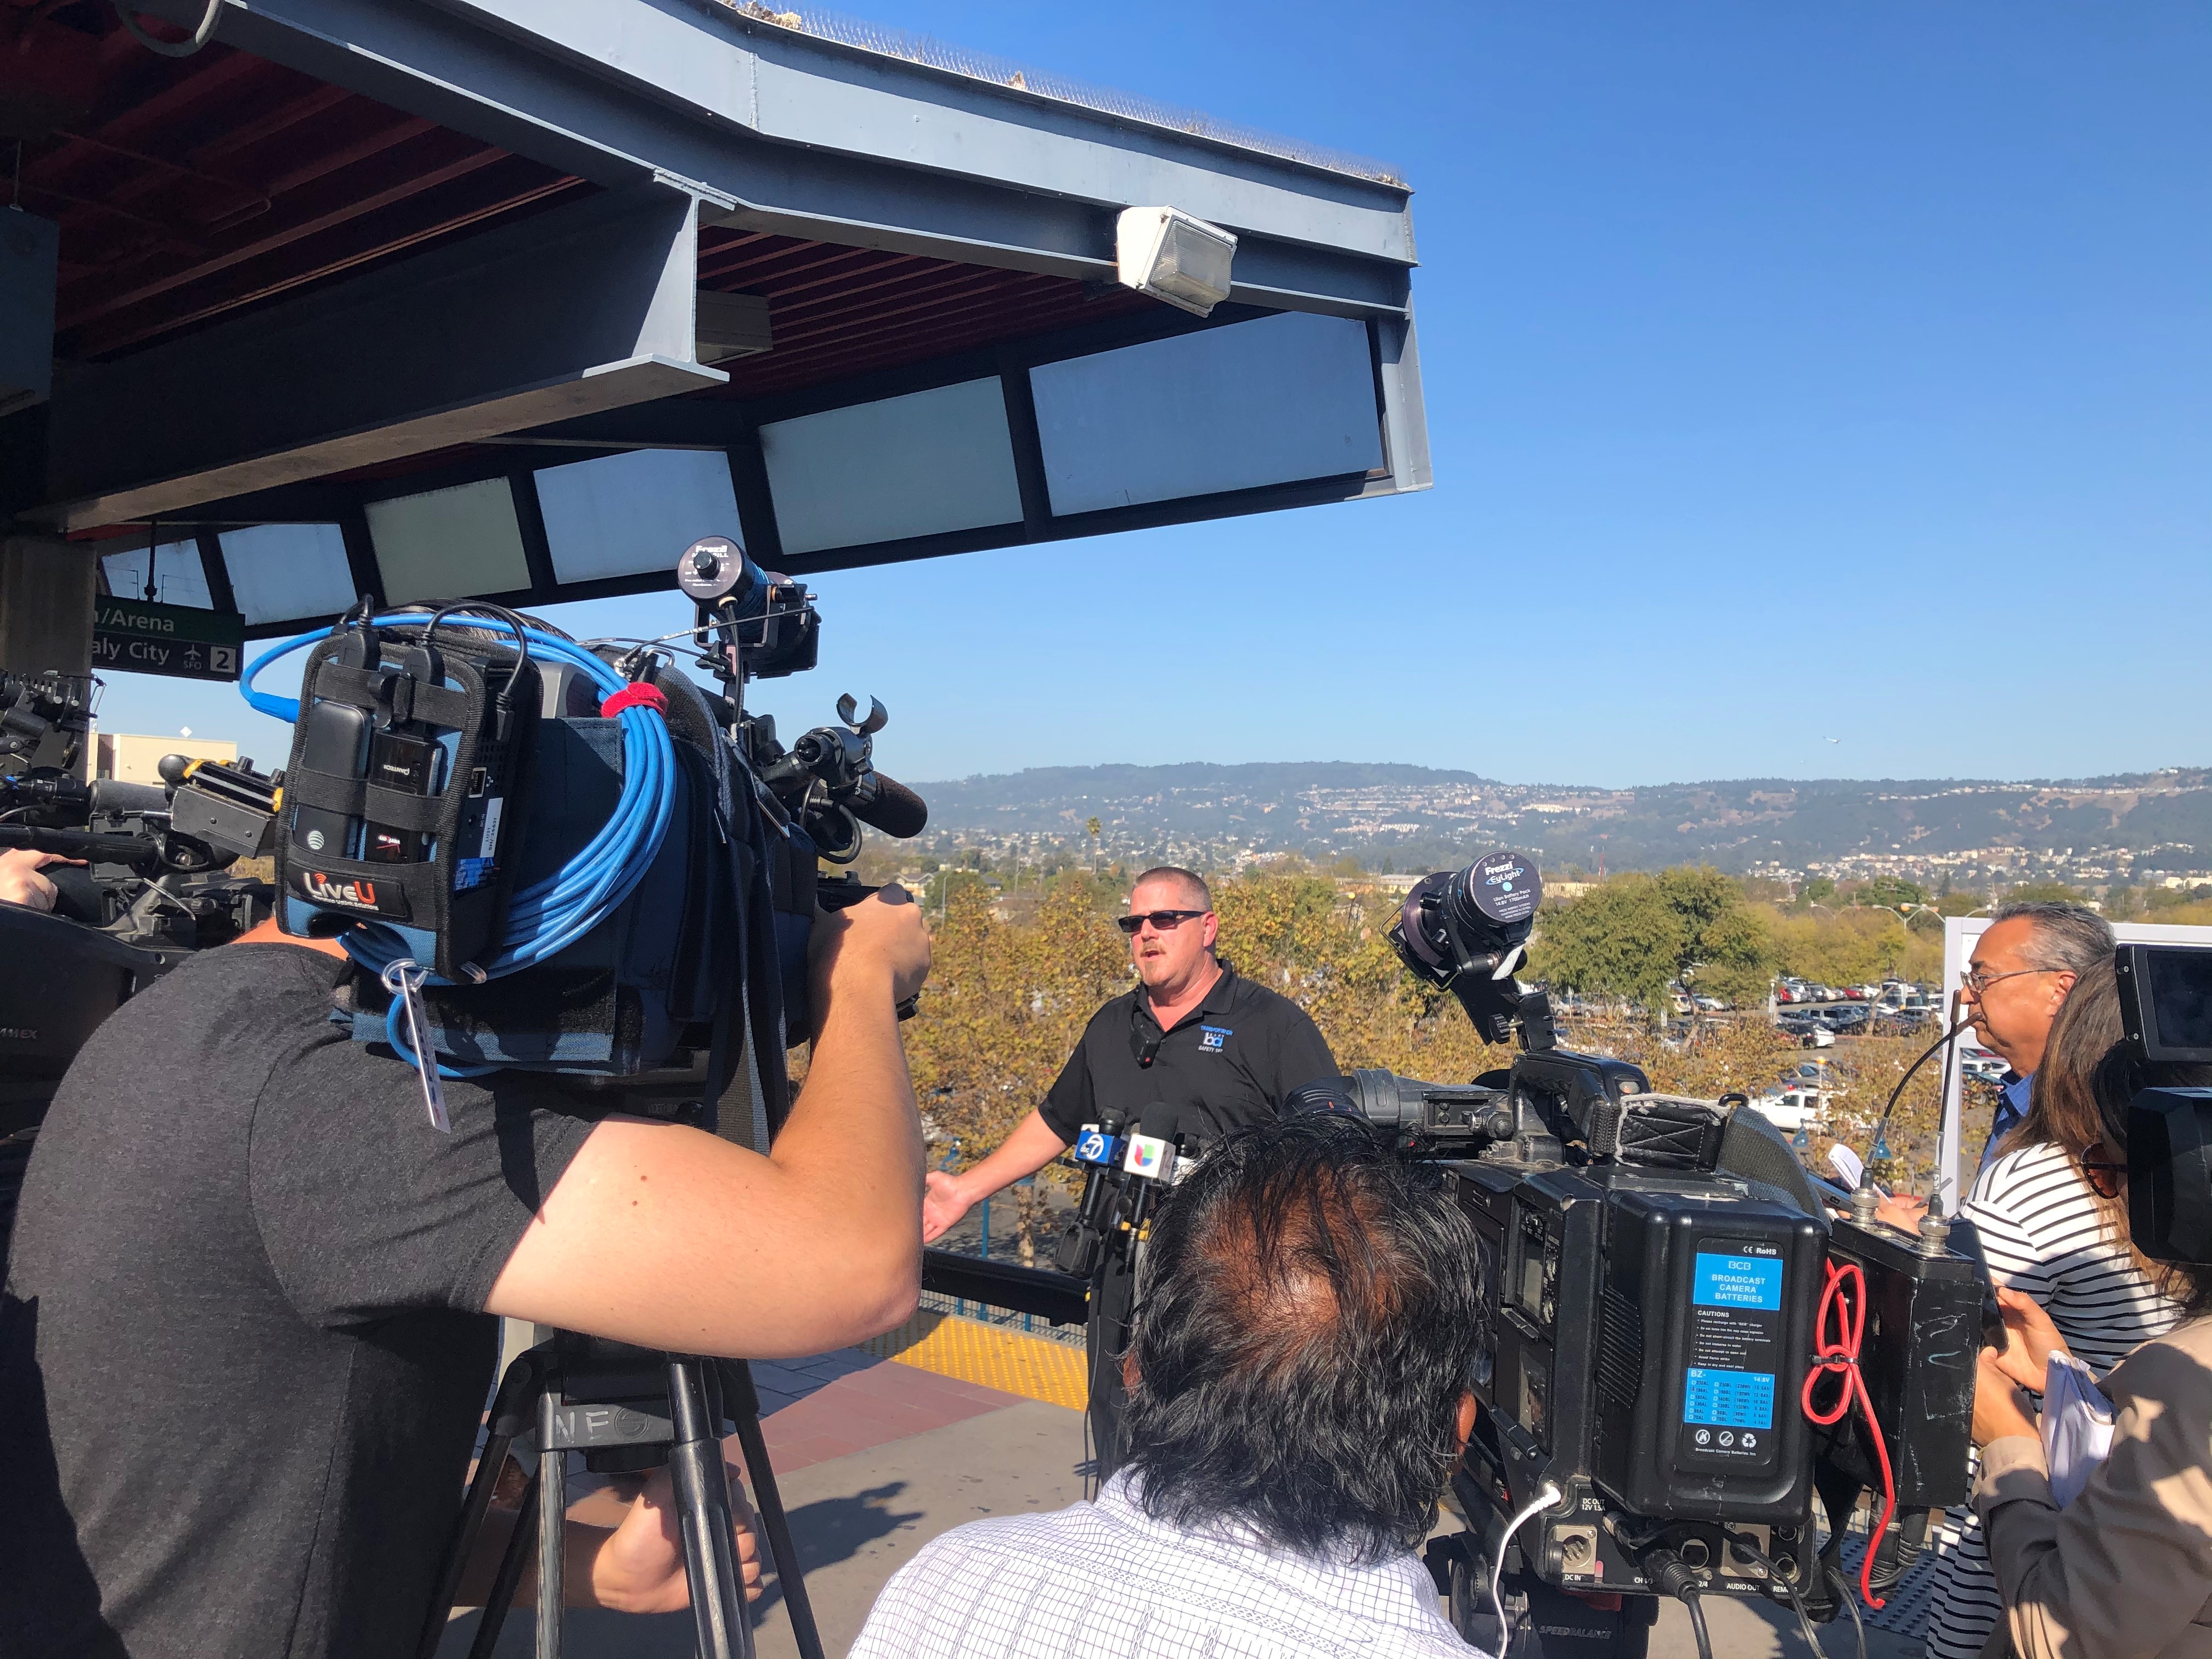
1120, 1114, 1484, 1563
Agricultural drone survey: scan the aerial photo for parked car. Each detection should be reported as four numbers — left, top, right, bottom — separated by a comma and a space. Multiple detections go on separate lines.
1750, 1086, 1827, 1132
1777, 1016, 1837, 1049
1695, 995, 1727, 1012
1960, 1047, 2008, 1082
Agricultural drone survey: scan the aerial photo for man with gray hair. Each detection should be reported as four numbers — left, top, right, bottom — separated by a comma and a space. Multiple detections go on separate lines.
1961, 900, 2115, 1168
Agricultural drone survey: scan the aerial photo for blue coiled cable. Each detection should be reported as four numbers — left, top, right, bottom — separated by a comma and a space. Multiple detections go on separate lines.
242, 615, 677, 1070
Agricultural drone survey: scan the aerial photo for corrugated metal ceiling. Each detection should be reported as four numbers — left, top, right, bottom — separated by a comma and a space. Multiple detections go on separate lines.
7, 4, 1148, 407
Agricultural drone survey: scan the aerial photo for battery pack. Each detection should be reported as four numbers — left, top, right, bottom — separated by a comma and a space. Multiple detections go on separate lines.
276, 613, 538, 978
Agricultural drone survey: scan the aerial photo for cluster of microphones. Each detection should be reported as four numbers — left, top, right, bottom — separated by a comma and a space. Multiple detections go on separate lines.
1052, 1103, 1210, 1277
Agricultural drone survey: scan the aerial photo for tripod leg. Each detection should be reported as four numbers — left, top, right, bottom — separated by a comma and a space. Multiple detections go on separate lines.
668, 1356, 755, 1659
466, 1469, 540, 1659
537, 1391, 566, 1659
726, 1361, 826, 1659
418, 1347, 548, 1659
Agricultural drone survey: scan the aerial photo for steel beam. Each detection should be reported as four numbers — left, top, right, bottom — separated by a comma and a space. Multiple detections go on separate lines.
1375, 307, 1433, 494
34, 185, 725, 532
137, 0, 1417, 314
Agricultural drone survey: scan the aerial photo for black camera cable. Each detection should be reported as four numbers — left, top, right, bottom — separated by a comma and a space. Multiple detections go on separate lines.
1723, 1530, 1829, 1659
1683, 1591, 1714, 1659
1644, 1549, 1713, 1659
1824, 1564, 1869, 1659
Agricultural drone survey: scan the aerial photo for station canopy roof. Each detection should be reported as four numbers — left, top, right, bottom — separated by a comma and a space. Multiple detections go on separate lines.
4, 0, 1427, 635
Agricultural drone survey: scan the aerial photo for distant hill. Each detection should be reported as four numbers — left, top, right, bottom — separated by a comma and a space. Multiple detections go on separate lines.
907, 762, 2212, 879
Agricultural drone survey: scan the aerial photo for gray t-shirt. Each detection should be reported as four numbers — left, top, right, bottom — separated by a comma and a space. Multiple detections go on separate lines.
0, 943, 596, 1658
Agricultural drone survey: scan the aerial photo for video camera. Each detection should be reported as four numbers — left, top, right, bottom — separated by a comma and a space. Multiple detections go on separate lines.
247, 538, 926, 1135
0, 692, 280, 1120
1332, 852, 1990, 1657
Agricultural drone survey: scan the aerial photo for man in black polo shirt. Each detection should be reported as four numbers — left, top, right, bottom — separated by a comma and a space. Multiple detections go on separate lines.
919, 865, 1337, 1472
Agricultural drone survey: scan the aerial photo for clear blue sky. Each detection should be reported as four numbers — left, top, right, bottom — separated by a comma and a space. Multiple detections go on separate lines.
102, 1, 2211, 788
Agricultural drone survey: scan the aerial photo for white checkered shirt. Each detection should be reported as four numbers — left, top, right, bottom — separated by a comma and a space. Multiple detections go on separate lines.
848, 1474, 1486, 1658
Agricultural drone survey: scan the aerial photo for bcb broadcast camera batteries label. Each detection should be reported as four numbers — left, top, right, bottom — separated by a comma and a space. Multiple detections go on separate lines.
1678, 1244, 1785, 1467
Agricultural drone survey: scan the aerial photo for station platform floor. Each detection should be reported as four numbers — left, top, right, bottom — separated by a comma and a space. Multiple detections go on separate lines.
439, 1311, 1919, 1659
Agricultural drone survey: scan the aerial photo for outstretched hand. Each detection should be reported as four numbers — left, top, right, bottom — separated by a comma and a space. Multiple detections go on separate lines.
922, 1169, 970, 1244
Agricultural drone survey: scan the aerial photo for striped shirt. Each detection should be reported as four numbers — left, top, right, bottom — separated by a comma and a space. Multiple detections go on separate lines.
1921, 1141, 2185, 1659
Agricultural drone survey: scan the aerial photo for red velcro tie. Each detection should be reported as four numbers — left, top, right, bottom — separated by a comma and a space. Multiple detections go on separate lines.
600, 683, 668, 718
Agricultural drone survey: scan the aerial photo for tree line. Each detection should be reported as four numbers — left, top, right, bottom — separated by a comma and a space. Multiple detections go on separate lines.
856, 861, 1968, 1262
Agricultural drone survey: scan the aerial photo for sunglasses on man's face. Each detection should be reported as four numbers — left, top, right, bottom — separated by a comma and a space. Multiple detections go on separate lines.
1116, 910, 1206, 936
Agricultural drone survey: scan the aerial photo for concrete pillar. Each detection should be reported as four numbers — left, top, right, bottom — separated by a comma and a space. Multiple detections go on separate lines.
0, 535, 98, 777
0, 534, 95, 675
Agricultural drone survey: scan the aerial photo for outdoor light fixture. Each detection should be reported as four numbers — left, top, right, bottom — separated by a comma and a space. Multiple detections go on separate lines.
695, 289, 774, 363
1115, 206, 1237, 317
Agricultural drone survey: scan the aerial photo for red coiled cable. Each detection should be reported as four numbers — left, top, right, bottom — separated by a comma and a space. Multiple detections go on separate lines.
1802, 1259, 1897, 1610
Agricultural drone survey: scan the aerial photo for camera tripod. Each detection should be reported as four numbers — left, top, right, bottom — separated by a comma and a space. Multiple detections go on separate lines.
416, 1332, 825, 1659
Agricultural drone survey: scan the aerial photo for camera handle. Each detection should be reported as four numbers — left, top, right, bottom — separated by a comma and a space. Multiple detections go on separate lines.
418, 1336, 825, 1659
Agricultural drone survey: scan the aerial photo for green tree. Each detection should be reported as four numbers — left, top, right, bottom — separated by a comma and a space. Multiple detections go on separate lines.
1936, 891, 1985, 917
1857, 876, 1926, 909
1797, 876, 1837, 908
1531, 866, 1776, 1017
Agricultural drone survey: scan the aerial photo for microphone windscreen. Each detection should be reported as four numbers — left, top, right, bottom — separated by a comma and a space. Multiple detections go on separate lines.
1135, 1101, 1181, 1140
854, 774, 928, 839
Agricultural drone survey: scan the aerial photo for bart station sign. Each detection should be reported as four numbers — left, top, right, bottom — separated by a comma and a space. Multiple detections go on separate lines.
91, 597, 245, 683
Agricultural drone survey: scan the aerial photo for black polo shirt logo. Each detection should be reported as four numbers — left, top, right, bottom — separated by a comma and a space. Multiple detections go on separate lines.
1199, 1024, 1231, 1053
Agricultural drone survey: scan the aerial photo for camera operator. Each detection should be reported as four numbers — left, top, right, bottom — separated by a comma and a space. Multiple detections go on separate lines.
917, 866, 1338, 1475
852, 1114, 1481, 1659
1967, 1042, 2212, 1659
0, 889, 930, 1659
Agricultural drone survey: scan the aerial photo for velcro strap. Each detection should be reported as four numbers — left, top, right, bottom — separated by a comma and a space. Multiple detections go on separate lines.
601, 683, 668, 718
282, 768, 443, 832
307, 663, 473, 730
362, 785, 444, 832
311, 664, 388, 708
283, 768, 369, 814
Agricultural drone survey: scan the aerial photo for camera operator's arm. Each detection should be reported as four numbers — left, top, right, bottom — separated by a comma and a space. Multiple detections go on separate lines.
486, 889, 930, 1356
922, 1110, 1070, 1244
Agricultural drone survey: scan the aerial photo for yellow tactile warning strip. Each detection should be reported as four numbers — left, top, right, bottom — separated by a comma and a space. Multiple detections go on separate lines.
861, 1308, 1090, 1410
